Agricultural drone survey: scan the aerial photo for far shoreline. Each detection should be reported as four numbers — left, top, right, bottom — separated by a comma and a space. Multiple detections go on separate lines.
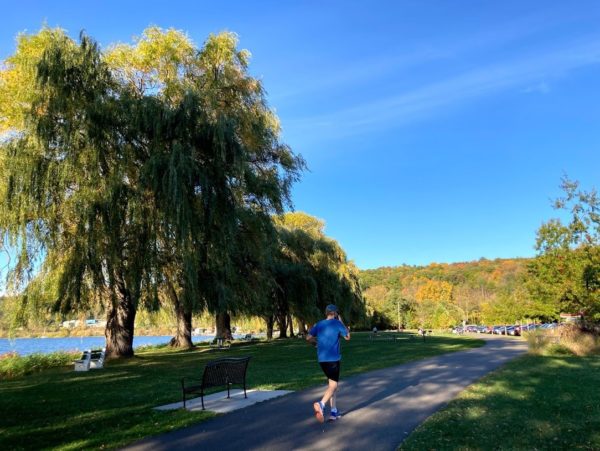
0, 327, 219, 340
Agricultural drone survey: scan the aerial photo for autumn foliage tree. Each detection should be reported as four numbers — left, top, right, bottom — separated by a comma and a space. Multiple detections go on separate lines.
359, 258, 534, 328
528, 178, 600, 321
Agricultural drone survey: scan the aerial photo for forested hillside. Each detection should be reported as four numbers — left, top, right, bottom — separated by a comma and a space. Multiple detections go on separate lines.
358, 258, 548, 329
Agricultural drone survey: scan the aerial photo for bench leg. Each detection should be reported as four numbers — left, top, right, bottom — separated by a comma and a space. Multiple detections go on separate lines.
227, 383, 230, 399
201, 391, 205, 410
244, 380, 247, 399
183, 392, 186, 409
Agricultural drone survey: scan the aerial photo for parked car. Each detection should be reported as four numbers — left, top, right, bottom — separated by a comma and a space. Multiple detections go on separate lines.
494, 325, 514, 335
492, 325, 504, 335
520, 323, 536, 333
507, 325, 521, 336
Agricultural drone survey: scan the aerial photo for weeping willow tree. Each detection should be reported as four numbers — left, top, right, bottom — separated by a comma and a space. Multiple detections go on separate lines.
193, 33, 305, 340
0, 30, 161, 357
266, 212, 366, 338
123, 30, 303, 344
0, 27, 304, 357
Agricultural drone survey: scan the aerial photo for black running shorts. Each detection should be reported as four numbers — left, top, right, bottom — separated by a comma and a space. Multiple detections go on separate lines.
319, 360, 341, 382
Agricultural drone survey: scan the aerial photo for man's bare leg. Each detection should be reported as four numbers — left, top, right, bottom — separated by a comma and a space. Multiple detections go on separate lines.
321, 379, 338, 405
329, 386, 337, 411
314, 379, 337, 423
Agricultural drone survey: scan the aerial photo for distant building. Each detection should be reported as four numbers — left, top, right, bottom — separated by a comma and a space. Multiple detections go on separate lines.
61, 319, 105, 328
560, 312, 583, 323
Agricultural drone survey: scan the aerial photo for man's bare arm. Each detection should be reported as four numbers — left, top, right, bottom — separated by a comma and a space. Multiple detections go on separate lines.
344, 329, 351, 341
306, 334, 317, 345
338, 315, 351, 341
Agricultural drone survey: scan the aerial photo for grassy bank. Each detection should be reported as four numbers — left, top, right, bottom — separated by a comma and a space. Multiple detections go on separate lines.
401, 352, 600, 450
0, 351, 80, 379
0, 332, 481, 450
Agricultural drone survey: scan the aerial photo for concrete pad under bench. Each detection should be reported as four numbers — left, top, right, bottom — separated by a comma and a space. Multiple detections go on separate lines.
155, 389, 293, 414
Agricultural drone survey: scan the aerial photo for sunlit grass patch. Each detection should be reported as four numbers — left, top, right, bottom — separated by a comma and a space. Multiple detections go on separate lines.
401, 353, 600, 450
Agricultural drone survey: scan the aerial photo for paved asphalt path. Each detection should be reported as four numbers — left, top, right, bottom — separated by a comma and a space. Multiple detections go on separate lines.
126, 336, 527, 451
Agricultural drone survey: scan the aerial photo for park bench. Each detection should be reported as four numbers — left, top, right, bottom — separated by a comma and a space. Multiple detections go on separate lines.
417, 329, 433, 341
73, 348, 106, 371
89, 348, 106, 369
74, 351, 90, 371
181, 356, 251, 410
210, 337, 231, 350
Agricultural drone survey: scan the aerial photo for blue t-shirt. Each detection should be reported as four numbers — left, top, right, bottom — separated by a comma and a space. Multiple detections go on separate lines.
309, 318, 349, 362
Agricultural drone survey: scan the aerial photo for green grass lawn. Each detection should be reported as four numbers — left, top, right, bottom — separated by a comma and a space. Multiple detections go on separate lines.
401, 353, 600, 450
0, 332, 482, 450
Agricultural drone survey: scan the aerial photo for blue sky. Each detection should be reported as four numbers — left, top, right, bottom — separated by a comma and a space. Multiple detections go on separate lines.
3, 0, 600, 270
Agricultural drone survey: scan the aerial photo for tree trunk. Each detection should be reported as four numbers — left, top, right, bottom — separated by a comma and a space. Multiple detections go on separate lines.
265, 315, 274, 340
170, 305, 194, 348
105, 293, 136, 359
288, 314, 295, 338
166, 280, 193, 349
277, 314, 288, 339
215, 312, 233, 339
299, 319, 307, 335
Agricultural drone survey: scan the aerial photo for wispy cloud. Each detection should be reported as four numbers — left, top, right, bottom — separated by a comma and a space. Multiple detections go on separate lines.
284, 36, 600, 138
270, 11, 568, 102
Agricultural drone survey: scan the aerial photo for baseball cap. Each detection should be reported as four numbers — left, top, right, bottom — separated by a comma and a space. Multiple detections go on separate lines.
325, 304, 338, 314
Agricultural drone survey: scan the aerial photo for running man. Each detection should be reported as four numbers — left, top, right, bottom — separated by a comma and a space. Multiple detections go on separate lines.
306, 304, 351, 423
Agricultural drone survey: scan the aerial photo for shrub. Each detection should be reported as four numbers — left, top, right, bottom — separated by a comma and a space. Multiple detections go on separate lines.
0, 351, 78, 380
526, 324, 600, 356
526, 329, 553, 354
558, 324, 600, 356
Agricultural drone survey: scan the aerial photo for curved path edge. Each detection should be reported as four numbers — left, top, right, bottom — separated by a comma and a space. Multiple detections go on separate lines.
125, 336, 527, 451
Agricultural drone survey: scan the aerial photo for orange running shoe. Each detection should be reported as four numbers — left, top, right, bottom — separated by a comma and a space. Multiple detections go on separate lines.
313, 402, 324, 423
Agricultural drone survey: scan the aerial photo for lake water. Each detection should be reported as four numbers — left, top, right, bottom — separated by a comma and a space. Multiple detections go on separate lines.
0, 335, 218, 356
